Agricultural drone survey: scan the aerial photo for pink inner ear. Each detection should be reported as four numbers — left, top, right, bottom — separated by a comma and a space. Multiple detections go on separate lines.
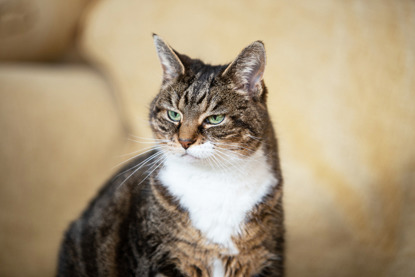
160, 57, 182, 81
161, 63, 168, 74
161, 62, 175, 79
225, 42, 266, 95
247, 65, 264, 92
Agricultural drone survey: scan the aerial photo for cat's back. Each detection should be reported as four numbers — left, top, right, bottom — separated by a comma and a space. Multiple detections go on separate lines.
57, 151, 157, 277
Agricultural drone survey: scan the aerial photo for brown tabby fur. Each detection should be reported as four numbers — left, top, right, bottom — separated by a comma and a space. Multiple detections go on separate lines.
57, 35, 284, 277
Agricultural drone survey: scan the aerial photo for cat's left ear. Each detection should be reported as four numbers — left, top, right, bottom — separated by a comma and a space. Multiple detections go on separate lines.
153, 34, 185, 85
222, 41, 266, 97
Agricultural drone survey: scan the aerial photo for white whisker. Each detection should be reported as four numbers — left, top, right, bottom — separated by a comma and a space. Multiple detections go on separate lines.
114, 145, 166, 168
210, 153, 224, 172
116, 151, 165, 189
116, 151, 163, 178
247, 134, 263, 141
138, 155, 167, 185
128, 138, 161, 144
214, 150, 245, 175
128, 135, 169, 142
119, 144, 163, 157
206, 155, 218, 170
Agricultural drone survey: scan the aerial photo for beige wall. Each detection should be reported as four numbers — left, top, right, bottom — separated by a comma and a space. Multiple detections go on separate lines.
1, 0, 414, 276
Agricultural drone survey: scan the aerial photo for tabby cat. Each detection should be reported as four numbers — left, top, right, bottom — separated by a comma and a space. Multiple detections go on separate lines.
57, 35, 284, 277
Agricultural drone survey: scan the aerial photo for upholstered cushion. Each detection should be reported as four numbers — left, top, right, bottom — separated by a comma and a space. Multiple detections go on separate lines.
0, 0, 89, 61
0, 64, 125, 276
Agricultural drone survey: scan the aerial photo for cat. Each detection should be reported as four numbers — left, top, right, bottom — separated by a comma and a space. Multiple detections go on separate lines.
57, 34, 284, 277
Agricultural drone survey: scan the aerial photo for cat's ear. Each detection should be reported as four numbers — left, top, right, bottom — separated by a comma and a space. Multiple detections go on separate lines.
153, 34, 185, 84
222, 41, 266, 96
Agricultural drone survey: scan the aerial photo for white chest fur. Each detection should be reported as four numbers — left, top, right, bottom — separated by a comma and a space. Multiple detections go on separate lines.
158, 148, 278, 254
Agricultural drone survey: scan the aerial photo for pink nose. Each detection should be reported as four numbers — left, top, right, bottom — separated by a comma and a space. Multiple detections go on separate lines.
179, 138, 195, 150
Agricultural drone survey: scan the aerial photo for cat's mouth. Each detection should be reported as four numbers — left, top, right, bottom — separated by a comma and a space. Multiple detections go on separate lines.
181, 153, 198, 160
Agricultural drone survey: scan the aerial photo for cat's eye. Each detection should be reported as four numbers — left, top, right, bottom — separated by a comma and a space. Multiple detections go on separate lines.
167, 110, 181, 122
205, 114, 225, 125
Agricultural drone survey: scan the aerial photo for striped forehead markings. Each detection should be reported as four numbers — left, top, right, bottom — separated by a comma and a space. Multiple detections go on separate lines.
177, 72, 216, 110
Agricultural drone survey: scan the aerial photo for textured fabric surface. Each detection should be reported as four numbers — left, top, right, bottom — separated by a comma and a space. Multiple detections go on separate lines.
80, 0, 415, 276
0, 0, 89, 61
0, 65, 126, 276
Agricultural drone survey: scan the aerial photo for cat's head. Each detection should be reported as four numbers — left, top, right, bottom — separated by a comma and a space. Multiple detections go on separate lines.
149, 35, 270, 166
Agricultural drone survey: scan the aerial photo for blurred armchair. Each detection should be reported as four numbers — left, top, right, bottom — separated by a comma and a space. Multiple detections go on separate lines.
0, 1, 127, 276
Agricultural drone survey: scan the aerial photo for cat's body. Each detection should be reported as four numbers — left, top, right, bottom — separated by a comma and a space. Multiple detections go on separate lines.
57, 35, 284, 277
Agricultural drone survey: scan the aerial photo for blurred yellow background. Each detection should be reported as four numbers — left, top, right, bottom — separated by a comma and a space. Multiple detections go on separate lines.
1, 0, 414, 276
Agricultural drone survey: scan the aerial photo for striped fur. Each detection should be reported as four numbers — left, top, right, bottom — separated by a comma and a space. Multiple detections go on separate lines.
57, 36, 284, 277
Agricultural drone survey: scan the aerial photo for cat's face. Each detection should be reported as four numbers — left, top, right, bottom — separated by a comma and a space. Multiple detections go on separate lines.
150, 35, 269, 166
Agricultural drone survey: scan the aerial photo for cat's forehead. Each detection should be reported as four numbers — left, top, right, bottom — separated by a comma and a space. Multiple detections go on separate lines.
158, 66, 234, 113
184, 71, 217, 99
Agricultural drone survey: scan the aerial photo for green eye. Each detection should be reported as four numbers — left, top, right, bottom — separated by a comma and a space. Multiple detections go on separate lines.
167, 110, 181, 122
206, 114, 225, 125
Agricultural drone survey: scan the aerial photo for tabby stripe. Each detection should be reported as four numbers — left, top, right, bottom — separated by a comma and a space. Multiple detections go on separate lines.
80, 228, 99, 276
115, 197, 137, 275
183, 88, 190, 106
196, 90, 208, 105
173, 90, 181, 107
168, 93, 176, 108
210, 100, 224, 112
158, 123, 169, 133
231, 116, 256, 135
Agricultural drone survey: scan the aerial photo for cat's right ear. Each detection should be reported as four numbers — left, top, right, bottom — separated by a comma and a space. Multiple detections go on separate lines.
153, 34, 185, 84
222, 41, 266, 97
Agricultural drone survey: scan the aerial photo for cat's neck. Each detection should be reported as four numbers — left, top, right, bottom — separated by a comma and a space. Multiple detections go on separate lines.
157, 144, 279, 254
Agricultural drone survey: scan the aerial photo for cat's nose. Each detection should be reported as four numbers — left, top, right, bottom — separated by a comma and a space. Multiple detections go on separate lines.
179, 138, 196, 150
